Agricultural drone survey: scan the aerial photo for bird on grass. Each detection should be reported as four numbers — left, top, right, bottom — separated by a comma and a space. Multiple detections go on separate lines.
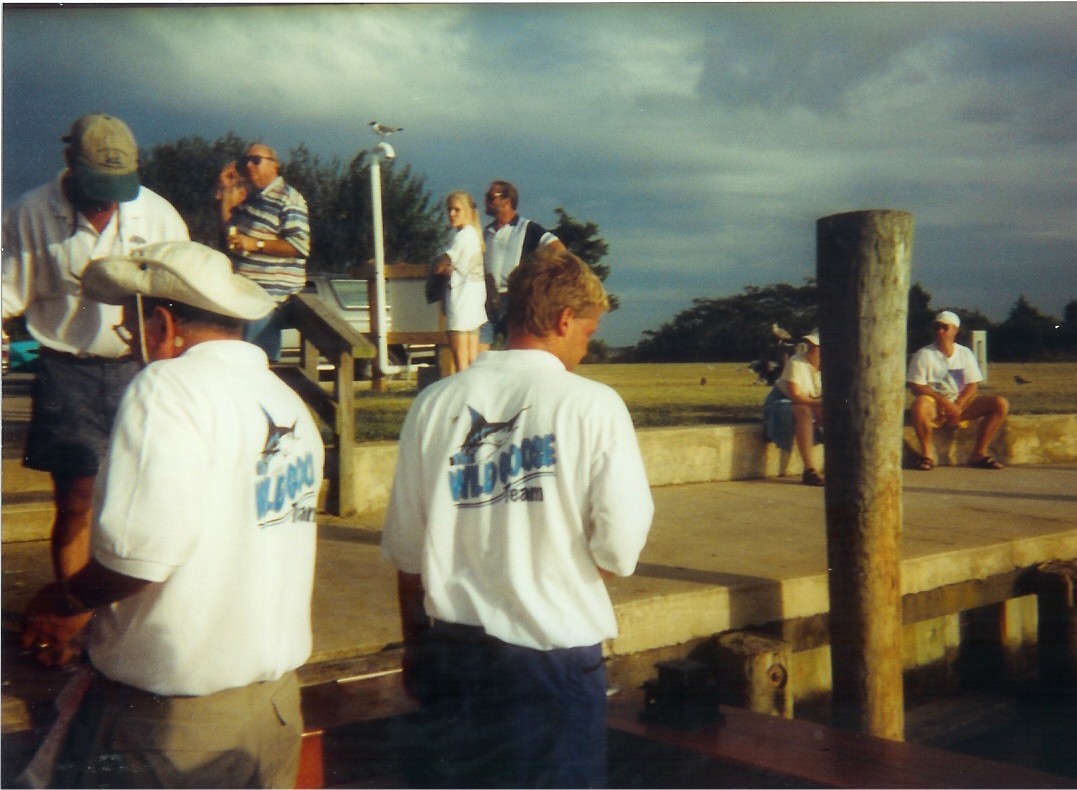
1014, 375, 1032, 385
369, 121, 403, 137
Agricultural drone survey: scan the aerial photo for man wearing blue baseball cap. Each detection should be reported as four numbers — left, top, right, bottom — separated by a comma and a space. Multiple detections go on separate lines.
3, 114, 189, 664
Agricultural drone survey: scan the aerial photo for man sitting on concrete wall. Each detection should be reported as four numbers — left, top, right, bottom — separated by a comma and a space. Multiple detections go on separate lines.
906, 310, 1009, 470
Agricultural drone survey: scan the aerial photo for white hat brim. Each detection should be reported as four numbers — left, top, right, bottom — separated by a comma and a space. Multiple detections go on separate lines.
82, 241, 276, 321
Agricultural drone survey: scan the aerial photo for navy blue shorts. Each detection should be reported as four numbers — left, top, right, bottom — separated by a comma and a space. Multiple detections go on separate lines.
23, 352, 139, 477
399, 621, 608, 788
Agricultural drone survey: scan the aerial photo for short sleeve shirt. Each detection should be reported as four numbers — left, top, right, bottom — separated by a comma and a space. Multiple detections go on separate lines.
483, 215, 557, 293
382, 349, 654, 651
906, 343, 983, 401
230, 176, 310, 300
776, 352, 821, 399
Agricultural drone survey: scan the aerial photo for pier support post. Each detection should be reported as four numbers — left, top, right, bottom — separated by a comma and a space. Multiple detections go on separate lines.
1035, 560, 1077, 699
714, 632, 793, 718
817, 210, 912, 741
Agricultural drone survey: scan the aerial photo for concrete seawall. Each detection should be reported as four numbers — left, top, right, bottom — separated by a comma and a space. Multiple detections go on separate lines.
339, 414, 1077, 516
3, 413, 1075, 540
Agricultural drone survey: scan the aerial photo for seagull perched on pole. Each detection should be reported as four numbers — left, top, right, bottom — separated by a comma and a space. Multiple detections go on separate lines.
369, 121, 403, 137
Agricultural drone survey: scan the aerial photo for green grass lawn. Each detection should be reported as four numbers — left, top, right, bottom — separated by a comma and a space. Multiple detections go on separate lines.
352, 361, 1077, 442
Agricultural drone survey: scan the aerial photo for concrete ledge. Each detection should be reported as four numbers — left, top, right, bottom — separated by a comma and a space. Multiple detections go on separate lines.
336, 413, 1076, 516
907, 413, 1077, 467
5, 414, 1076, 536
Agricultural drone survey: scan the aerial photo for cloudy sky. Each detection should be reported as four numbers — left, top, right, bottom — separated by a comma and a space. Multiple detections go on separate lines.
4, 3, 1075, 346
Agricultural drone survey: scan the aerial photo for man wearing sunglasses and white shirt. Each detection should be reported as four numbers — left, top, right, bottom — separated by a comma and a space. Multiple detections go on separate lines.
217, 142, 310, 362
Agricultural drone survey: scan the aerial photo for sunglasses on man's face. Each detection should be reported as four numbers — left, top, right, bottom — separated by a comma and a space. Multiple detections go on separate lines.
242, 155, 276, 166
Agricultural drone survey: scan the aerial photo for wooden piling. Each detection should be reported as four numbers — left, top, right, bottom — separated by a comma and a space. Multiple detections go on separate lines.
1035, 560, 1077, 699
816, 210, 913, 741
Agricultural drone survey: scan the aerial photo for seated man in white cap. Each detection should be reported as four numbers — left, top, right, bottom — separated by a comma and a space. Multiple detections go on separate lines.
763, 330, 825, 486
906, 310, 1009, 470
20, 241, 324, 788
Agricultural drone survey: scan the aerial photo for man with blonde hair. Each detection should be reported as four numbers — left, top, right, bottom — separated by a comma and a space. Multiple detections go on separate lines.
382, 247, 653, 787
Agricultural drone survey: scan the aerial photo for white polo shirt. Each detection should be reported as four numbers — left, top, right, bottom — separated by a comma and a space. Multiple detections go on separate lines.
1, 175, 189, 357
483, 215, 558, 293
382, 349, 654, 651
88, 341, 324, 696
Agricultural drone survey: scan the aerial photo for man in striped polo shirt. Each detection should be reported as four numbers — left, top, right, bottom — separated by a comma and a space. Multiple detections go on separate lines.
218, 143, 310, 361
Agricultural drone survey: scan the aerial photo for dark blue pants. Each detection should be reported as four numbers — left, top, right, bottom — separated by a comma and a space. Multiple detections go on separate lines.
401, 621, 608, 788
244, 302, 287, 362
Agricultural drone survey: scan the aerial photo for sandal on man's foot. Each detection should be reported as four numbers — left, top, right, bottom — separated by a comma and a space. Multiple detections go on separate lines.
913, 455, 935, 471
967, 455, 1003, 470
802, 468, 825, 487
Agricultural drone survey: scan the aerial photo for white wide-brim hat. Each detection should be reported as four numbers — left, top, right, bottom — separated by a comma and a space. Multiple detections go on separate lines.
82, 240, 276, 321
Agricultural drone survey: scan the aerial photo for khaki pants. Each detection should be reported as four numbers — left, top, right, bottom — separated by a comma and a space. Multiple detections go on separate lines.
55, 671, 302, 789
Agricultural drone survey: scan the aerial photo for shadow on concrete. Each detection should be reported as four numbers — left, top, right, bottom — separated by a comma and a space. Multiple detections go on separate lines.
904, 485, 1077, 503
633, 563, 787, 629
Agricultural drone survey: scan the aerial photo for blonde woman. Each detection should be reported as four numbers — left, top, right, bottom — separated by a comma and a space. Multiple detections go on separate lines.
434, 191, 486, 370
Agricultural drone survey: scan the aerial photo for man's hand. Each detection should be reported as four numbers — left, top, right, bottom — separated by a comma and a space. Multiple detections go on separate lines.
215, 162, 249, 217
20, 583, 91, 667
941, 398, 963, 426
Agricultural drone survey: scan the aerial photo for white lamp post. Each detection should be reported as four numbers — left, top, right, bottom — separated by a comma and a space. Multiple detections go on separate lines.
369, 141, 400, 380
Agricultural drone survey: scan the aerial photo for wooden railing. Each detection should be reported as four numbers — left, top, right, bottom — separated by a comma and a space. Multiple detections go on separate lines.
276, 292, 376, 516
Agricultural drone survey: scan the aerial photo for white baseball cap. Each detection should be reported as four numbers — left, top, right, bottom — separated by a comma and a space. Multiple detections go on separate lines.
934, 310, 961, 329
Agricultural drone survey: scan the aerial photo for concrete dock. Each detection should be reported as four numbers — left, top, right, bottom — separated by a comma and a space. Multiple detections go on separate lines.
4, 463, 1075, 726
3, 372, 1076, 781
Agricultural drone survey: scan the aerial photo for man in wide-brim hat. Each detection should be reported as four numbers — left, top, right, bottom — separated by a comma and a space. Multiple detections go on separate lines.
22, 241, 325, 788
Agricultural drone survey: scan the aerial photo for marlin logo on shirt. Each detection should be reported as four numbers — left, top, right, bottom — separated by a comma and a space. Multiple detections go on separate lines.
447, 405, 555, 508
451, 406, 527, 465
254, 406, 317, 526
257, 406, 297, 475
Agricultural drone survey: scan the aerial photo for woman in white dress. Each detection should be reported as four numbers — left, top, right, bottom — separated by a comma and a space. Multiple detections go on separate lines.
434, 190, 486, 371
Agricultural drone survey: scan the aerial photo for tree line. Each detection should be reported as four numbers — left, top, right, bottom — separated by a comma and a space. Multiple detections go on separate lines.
136, 133, 1068, 364
630, 281, 1077, 363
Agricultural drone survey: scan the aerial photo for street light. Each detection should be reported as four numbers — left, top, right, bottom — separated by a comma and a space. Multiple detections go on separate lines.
368, 140, 400, 382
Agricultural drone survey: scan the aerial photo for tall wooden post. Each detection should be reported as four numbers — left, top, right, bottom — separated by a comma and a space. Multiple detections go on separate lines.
817, 210, 912, 741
